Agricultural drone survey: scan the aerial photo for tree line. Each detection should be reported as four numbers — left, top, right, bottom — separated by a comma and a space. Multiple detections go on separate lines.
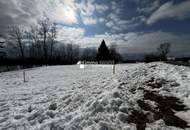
0, 18, 121, 66
0, 17, 173, 65
0, 18, 80, 65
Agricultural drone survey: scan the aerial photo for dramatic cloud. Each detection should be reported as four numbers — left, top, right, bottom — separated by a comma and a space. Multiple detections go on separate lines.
77, 0, 96, 25
147, 1, 190, 24
51, 0, 78, 24
120, 31, 190, 54
0, 0, 190, 56
0, 0, 41, 33
0, 0, 79, 34
76, 31, 190, 56
137, 0, 160, 14
76, 0, 108, 25
105, 13, 141, 32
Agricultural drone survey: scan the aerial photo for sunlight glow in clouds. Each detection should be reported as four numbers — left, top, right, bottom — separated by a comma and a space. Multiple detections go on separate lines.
54, 4, 78, 24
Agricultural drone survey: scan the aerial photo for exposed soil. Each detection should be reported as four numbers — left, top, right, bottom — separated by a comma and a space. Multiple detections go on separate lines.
127, 77, 189, 130
132, 90, 189, 130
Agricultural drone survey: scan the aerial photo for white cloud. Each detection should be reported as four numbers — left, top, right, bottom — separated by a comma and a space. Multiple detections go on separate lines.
111, 1, 117, 10
77, 0, 95, 17
82, 17, 97, 25
99, 18, 105, 23
105, 21, 114, 28
108, 13, 119, 22
53, 5, 77, 24
76, 0, 108, 25
105, 13, 140, 32
137, 0, 160, 14
0, 0, 41, 29
147, 1, 190, 24
77, 0, 104, 25
57, 26, 85, 43
78, 33, 118, 47
95, 4, 109, 13
51, 0, 78, 24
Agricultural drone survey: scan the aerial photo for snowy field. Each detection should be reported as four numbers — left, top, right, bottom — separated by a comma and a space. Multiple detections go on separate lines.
0, 63, 190, 130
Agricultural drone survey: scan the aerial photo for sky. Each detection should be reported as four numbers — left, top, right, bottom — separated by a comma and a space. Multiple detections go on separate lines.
0, 0, 190, 56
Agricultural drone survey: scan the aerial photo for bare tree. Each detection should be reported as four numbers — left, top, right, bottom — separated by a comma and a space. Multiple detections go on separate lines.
66, 44, 73, 63
81, 47, 97, 61
110, 43, 117, 57
8, 25, 26, 59
39, 18, 50, 61
72, 44, 79, 62
157, 42, 171, 61
65, 43, 80, 63
55, 43, 66, 62
28, 25, 42, 58
110, 42, 122, 63
48, 23, 56, 60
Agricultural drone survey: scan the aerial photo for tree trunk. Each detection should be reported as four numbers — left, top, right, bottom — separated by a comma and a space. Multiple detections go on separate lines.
50, 41, 53, 60
18, 39, 25, 60
43, 32, 47, 62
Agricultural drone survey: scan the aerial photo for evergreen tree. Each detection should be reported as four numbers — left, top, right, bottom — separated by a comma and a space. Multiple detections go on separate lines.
97, 40, 110, 61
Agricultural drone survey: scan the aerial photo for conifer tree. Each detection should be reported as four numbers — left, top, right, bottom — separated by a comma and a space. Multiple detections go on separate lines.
97, 40, 110, 61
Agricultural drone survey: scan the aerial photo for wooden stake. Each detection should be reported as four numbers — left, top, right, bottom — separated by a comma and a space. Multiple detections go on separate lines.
23, 71, 26, 82
113, 64, 115, 74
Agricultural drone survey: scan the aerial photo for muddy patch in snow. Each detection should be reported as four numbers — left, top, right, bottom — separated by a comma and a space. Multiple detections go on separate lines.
135, 90, 190, 130
144, 77, 180, 89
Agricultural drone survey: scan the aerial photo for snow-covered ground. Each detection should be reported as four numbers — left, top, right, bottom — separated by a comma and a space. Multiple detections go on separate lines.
0, 63, 190, 130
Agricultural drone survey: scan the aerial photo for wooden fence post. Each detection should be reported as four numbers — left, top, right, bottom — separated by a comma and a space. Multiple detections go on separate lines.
23, 71, 26, 82
113, 61, 115, 74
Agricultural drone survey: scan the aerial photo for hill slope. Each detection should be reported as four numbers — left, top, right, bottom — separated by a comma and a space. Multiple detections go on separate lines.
0, 63, 190, 130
